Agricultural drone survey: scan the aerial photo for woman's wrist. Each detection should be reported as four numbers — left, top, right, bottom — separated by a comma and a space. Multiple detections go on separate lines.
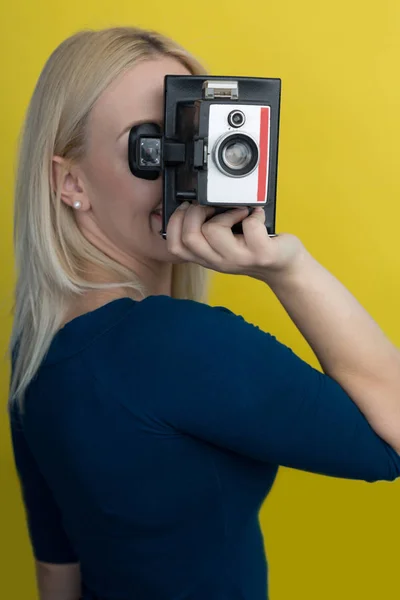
256, 243, 314, 291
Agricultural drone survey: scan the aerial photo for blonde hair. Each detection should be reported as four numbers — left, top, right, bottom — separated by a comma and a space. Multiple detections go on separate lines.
9, 26, 209, 407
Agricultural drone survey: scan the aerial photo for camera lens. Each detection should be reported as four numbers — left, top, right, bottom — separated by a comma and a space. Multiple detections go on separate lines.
222, 141, 252, 170
228, 110, 246, 128
214, 133, 259, 177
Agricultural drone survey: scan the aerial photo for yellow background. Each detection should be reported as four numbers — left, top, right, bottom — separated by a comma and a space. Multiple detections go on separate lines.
1, 1, 400, 598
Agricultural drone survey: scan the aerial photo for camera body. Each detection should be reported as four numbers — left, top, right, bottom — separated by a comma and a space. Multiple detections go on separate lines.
201, 103, 270, 205
128, 76, 281, 237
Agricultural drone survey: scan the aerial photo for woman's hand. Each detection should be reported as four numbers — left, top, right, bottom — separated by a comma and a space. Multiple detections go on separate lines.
166, 202, 307, 282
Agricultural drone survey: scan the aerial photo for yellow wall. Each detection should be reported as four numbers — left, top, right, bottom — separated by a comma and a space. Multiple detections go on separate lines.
1, 1, 400, 598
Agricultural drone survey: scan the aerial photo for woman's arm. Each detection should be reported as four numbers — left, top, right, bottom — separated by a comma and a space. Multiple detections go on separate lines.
10, 410, 81, 598
36, 561, 81, 600
264, 250, 400, 453
166, 202, 400, 456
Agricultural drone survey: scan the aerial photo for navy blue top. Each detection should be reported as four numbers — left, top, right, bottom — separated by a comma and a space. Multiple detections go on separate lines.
10, 296, 400, 600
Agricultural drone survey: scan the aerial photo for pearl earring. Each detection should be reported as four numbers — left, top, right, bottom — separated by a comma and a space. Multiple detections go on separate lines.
73, 200, 82, 210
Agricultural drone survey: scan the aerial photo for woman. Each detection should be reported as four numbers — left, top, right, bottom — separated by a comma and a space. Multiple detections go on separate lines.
8, 26, 400, 600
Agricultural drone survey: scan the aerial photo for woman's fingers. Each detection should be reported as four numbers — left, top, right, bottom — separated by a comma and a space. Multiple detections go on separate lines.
181, 204, 222, 262
167, 202, 273, 272
166, 202, 198, 261
167, 202, 220, 264
241, 207, 271, 254
202, 206, 270, 264
202, 206, 250, 228
167, 200, 304, 279
200, 207, 249, 256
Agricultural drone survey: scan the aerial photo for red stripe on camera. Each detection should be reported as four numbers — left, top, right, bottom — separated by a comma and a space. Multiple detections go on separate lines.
257, 107, 270, 202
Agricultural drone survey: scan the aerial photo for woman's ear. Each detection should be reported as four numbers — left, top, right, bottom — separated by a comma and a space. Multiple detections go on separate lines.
52, 156, 90, 211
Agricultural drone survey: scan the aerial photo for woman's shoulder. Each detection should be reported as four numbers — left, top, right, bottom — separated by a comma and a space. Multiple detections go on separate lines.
92, 293, 283, 366
132, 294, 262, 344
118, 294, 251, 348
43, 295, 254, 367
123, 295, 288, 369
138, 294, 238, 323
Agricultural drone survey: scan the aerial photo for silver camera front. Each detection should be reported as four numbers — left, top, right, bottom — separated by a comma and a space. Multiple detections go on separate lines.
213, 109, 259, 178
206, 103, 269, 205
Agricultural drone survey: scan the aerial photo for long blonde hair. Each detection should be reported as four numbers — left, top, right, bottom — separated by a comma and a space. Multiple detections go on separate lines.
9, 26, 209, 407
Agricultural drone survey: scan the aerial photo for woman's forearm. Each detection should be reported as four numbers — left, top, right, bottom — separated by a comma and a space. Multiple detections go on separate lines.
263, 250, 400, 453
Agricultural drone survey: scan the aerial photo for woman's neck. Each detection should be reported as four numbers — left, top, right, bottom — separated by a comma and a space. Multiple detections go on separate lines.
61, 260, 173, 326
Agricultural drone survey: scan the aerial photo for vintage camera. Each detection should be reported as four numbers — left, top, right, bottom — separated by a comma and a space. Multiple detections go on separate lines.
128, 76, 281, 237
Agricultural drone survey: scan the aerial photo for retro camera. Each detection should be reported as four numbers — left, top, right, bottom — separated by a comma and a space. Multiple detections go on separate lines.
128, 76, 281, 237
